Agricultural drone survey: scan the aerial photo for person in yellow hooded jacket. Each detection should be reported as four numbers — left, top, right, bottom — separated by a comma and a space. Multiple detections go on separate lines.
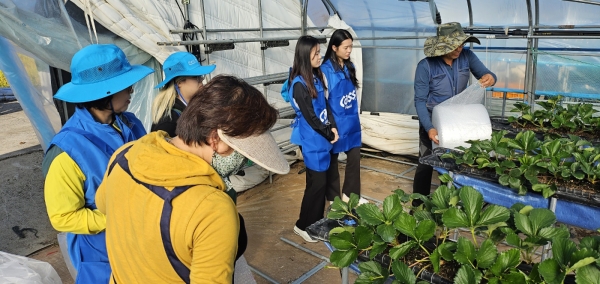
95, 75, 290, 283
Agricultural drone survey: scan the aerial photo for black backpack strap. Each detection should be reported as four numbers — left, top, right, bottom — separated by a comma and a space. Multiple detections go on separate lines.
108, 146, 193, 284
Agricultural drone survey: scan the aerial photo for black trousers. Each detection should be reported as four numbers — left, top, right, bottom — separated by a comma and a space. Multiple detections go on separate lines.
236, 213, 247, 261
340, 147, 361, 198
296, 152, 340, 230
413, 125, 434, 196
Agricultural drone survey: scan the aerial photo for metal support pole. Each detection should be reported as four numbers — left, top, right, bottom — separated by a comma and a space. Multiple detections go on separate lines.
501, 92, 508, 119
182, 0, 190, 20
530, 0, 540, 108
359, 152, 417, 167
541, 197, 558, 260
291, 261, 329, 284
301, 0, 308, 35
199, 0, 210, 80
170, 26, 329, 33
56, 71, 69, 121
341, 267, 349, 284
280, 237, 331, 262
258, 0, 268, 99
247, 265, 279, 284
524, 0, 535, 107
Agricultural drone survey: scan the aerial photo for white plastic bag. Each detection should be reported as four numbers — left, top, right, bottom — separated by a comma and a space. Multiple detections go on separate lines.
438, 81, 486, 107
0, 251, 62, 284
432, 104, 492, 150
432, 81, 491, 149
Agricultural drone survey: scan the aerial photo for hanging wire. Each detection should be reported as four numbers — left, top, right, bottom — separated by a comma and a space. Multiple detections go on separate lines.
173, 0, 205, 62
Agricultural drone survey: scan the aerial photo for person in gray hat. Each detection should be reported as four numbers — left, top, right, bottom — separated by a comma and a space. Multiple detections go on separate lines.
413, 22, 497, 201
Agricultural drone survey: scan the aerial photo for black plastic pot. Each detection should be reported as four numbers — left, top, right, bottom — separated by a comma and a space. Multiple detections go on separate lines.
517, 262, 575, 284
419, 147, 501, 183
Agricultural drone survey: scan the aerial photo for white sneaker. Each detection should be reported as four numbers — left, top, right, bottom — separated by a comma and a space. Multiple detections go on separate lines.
294, 226, 318, 243
342, 194, 370, 205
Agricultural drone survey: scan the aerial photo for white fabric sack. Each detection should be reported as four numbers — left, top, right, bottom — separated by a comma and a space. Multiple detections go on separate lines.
360, 112, 419, 155
0, 251, 61, 284
432, 104, 492, 150
230, 165, 270, 193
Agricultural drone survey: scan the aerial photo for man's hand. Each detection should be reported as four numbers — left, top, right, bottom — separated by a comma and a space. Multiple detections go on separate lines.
428, 128, 439, 144
479, 74, 495, 88
331, 128, 339, 144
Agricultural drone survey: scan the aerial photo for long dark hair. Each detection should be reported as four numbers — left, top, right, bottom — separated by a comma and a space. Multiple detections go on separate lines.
290, 36, 325, 99
324, 29, 359, 88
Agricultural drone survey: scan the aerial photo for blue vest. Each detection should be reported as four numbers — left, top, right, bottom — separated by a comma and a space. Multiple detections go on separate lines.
321, 60, 361, 153
48, 107, 146, 283
425, 52, 471, 111
289, 75, 333, 172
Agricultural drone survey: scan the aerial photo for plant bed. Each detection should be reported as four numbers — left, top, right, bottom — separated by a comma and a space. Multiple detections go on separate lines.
324, 182, 600, 283
435, 130, 600, 202
538, 175, 600, 207
498, 96, 600, 143
423, 146, 600, 208
490, 116, 600, 144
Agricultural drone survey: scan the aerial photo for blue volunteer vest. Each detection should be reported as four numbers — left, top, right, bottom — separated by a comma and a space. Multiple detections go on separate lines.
289, 75, 333, 172
424, 51, 471, 111
47, 106, 146, 283
321, 60, 361, 154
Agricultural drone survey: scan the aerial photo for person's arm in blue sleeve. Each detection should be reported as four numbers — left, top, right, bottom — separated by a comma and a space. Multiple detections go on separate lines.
464, 49, 497, 87
414, 59, 434, 132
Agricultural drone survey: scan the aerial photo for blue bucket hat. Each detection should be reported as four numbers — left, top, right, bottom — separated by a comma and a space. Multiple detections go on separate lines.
154, 52, 216, 89
54, 44, 154, 103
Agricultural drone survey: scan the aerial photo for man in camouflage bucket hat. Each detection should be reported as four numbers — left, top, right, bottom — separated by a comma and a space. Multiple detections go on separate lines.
424, 22, 481, 57
412, 22, 496, 204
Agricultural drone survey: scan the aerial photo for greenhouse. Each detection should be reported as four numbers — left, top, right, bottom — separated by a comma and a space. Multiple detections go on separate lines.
1, 0, 600, 283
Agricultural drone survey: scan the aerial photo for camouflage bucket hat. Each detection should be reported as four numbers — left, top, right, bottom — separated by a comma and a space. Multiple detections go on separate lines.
424, 22, 480, 57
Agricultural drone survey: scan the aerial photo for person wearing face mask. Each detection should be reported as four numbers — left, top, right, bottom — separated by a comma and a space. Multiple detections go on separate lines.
95, 75, 290, 283
413, 22, 496, 203
41, 44, 154, 283
151, 51, 216, 137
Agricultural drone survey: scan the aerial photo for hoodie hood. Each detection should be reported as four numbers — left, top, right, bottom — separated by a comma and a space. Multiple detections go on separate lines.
122, 131, 225, 191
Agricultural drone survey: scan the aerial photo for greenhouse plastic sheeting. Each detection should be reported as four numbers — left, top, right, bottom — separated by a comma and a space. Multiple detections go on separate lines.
0, 37, 59, 150
324, 0, 600, 114
449, 172, 600, 231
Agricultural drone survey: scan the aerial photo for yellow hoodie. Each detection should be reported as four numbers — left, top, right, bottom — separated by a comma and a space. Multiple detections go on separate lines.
96, 131, 239, 284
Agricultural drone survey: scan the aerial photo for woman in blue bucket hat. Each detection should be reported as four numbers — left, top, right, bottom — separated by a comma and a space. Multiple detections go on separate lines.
150, 51, 216, 137
41, 44, 153, 283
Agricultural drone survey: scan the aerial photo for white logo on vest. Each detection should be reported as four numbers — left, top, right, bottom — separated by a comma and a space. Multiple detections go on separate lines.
340, 90, 357, 109
319, 109, 329, 123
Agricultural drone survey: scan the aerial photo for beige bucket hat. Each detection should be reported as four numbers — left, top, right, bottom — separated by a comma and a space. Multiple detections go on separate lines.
424, 22, 481, 57
217, 129, 290, 175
